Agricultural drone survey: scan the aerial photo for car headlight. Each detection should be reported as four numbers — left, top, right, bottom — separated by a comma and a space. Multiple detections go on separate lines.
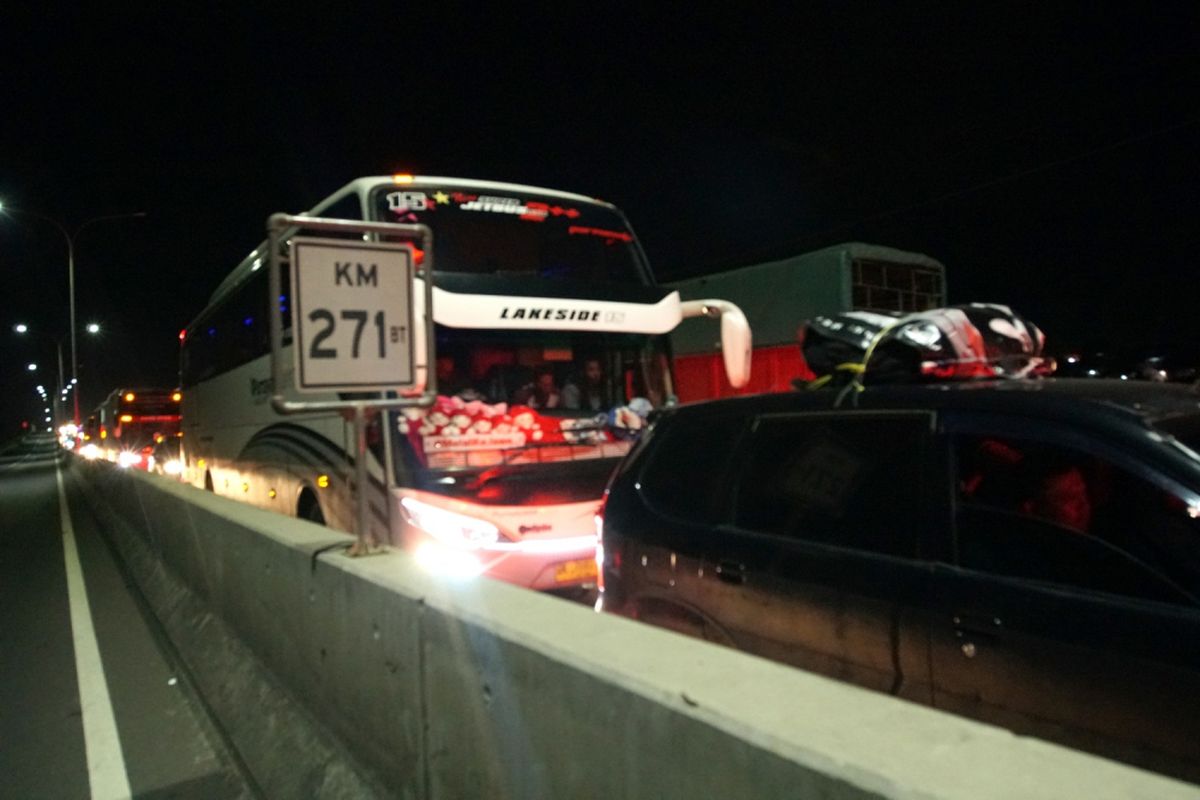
400, 497, 499, 547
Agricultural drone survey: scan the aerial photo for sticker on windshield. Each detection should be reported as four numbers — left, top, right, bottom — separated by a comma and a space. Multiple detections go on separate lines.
386, 191, 431, 213
458, 195, 580, 223
568, 225, 633, 243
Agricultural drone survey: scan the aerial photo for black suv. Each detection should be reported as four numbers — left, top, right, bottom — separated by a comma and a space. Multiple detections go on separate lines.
598, 379, 1200, 782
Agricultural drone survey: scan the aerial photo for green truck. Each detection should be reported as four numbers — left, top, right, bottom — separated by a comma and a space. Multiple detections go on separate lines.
668, 242, 946, 401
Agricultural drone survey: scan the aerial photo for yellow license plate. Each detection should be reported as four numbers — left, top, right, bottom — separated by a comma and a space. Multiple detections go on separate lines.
554, 557, 598, 583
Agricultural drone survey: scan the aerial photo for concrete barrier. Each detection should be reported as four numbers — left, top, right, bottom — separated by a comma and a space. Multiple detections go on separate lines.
75, 461, 1198, 799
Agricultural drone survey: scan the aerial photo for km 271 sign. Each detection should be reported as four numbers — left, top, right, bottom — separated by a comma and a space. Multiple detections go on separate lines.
289, 237, 416, 392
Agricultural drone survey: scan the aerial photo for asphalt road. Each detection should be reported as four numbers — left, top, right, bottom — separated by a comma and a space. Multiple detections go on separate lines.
0, 434, 254, 800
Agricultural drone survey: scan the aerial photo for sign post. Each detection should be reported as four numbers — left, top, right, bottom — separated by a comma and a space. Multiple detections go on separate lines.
267, 213, 437, 556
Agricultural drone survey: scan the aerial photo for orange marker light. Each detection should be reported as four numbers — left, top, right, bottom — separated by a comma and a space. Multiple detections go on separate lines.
124, 392, 135, 402
317, 474, 330, 488
120, 414, 133, 423
392, 174, 415, 184
268, 489, 277, 499
172, 392, 182, 402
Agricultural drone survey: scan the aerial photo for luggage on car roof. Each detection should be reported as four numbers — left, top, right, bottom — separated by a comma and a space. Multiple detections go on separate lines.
800, 303, 1048, 385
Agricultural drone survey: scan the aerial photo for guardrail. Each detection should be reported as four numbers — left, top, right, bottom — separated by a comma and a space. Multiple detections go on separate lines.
73, 461, 1197, 799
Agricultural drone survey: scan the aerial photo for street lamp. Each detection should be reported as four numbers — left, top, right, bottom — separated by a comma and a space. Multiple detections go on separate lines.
0, 203, 146, 423
13, 322, 96, 428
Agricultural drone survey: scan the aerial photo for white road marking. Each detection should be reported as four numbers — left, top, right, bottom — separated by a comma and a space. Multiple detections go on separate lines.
56, 465, 132, 800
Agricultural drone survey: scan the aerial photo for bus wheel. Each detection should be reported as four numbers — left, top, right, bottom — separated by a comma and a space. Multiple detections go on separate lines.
298, 489, 325, 525
204, 471, 214, 492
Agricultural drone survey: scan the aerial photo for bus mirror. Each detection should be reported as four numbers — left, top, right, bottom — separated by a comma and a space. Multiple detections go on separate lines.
679, 298, 753, 389
720, 304, 752, 388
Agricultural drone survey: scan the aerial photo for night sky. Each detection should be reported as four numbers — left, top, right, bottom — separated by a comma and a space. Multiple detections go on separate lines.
2, 6, 1197, 432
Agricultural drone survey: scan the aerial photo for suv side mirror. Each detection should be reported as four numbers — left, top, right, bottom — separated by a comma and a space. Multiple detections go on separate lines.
679, 299, 753, 388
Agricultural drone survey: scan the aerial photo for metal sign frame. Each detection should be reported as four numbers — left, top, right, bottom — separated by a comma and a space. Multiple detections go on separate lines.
267, 212, 437, 555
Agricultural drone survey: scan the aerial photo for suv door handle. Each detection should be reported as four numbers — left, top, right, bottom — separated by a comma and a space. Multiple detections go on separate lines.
952, 613, 1002, 634
952, 613, 1002, 657
714, 560, 746, 585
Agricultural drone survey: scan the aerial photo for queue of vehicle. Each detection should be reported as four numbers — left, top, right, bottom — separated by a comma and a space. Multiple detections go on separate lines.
59, 176, 1200, 785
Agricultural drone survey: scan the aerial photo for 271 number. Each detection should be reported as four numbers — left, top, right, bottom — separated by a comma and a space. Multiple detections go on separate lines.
307, 309, 387, 359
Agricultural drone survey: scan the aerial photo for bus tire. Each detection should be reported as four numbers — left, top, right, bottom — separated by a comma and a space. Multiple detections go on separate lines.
298, 489, 325, 525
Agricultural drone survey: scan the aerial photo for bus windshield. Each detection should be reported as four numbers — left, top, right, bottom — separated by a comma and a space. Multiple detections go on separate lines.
390, 327, 672, 504
371, 184, 647, 284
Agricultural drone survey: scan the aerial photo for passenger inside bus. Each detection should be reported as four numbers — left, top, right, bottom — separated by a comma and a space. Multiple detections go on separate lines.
435, 354, 480, 400
512, 366, 562, 409
562, 357, 612, 411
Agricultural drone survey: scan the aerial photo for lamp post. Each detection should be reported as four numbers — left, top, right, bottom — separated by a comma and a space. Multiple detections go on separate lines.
0, 204, 146, 423
13, 322, 96, 428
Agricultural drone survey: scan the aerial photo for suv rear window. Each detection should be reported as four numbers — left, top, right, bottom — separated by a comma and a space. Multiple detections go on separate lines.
638, 411, 749, 524
732, 412, 930, 557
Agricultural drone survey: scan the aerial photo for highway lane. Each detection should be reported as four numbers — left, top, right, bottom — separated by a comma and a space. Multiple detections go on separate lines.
0, 434, 253, 799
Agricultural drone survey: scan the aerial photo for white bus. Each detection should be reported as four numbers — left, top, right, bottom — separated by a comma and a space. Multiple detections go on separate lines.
180, 175, 749, 591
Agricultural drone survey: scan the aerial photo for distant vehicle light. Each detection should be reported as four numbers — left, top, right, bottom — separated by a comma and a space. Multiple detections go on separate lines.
164, 459, 184, 476
172, 392, 182, 402
80, 444, 101, 460
120, 414, 134, 423
178, 329, 186, 342
124, 392, 135, 402
118, 451, 142, 468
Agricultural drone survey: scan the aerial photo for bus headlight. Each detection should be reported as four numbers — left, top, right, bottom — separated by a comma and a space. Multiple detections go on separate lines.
117, 451, 143, 468
400, 497, 499, 548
